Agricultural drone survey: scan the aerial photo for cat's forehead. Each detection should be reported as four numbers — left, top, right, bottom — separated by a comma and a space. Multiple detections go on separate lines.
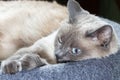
76, 15, 109, 29
60, 14, 110, 36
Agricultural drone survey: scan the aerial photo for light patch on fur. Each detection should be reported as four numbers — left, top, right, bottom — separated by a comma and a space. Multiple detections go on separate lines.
1, 60, 6, 73
17, 61, 22, 72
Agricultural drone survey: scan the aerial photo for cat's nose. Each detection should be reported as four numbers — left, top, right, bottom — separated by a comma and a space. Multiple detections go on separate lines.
55, 54, 63, 63
55, 50, 63, 58
55, 54, 60, 60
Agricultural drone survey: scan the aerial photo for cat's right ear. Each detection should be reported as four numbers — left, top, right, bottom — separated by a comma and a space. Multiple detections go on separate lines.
67, 0, 89, 23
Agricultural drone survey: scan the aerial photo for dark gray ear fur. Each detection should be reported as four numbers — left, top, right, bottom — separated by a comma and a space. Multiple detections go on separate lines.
97, 25, 113, 48
67, 0, 88, 23
86, 25, 113, 48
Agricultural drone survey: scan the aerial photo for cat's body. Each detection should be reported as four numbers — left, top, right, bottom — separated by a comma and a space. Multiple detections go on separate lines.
0, 0, 119, 74
0, 1, 67, 60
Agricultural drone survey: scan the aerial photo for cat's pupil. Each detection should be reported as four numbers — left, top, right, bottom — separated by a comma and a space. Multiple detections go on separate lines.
72, 48, 80, 54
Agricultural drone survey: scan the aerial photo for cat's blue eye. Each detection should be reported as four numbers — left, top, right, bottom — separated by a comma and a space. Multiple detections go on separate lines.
72, 48, 81, 55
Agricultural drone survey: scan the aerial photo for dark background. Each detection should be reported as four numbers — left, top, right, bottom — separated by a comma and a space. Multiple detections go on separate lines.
3, 0, 120, 23
44, 0, 120, 23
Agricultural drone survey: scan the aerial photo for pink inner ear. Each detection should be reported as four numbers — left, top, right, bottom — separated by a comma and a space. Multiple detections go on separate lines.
86, 25, 113, 44
97, 25, 113, 45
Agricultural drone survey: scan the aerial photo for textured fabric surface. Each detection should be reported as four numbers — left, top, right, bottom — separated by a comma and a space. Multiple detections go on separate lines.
0, 18, 120, 80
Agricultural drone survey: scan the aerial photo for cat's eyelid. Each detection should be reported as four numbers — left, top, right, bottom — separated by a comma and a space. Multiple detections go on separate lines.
58, 37, 62, 44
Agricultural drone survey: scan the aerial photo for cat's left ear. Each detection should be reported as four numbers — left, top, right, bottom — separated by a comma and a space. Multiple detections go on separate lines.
67, 0, 89, 23
86, 25, 113, 48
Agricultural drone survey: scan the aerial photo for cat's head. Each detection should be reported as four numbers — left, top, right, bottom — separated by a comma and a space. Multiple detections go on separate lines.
55, 0, 119, 62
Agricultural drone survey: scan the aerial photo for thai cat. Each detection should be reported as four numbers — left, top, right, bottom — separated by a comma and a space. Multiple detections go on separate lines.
1, 0, 119, 74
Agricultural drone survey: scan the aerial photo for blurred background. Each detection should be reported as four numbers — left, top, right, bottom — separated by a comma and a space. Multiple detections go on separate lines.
2, 0, 120, 23
57, 0, 120, 23
44, 0, 120, 23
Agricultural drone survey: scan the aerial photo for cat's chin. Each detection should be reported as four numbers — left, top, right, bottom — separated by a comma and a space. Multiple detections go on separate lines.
57, 60, 71, 63
56, 59, 76, 63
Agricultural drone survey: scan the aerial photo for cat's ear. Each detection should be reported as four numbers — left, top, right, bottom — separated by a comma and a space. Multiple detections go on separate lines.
86, 25, 113, 48
67, 0, 89, 23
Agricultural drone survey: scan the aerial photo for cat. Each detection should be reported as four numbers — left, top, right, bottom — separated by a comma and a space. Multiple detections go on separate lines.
1, 0, 119, 74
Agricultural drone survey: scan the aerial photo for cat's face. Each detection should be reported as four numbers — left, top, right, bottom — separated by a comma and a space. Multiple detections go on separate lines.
54, 0, 118, 62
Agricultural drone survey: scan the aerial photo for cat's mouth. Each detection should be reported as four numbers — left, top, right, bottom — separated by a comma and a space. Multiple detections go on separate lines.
57, 59, 71, 63
55, 54, 73, 63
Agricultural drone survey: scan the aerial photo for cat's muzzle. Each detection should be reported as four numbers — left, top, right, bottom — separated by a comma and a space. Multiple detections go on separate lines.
55, 54, 71, 63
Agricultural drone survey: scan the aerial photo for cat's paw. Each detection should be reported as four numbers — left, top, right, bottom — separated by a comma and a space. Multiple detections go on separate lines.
1, 60, 22, 74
